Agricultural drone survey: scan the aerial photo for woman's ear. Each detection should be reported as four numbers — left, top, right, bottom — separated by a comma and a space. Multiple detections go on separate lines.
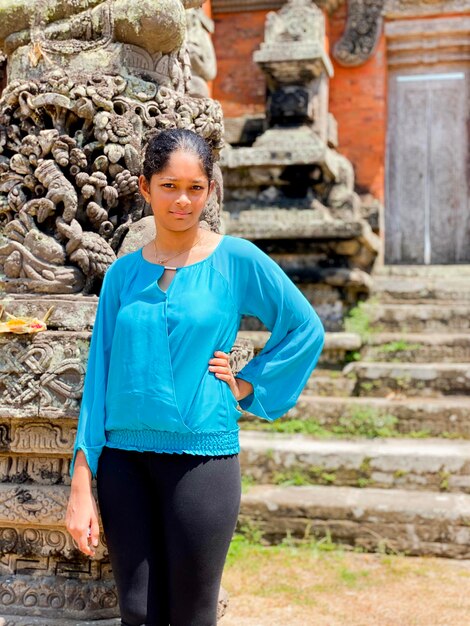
208, 179, 216, 198
138, 175, 151, 203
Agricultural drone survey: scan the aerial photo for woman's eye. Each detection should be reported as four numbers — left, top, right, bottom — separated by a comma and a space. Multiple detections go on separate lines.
192, 186, 204, 191
162, 183, 175, 188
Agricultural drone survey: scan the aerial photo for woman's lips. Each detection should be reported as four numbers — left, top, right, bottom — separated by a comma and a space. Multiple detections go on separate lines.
172, 211, 190, 217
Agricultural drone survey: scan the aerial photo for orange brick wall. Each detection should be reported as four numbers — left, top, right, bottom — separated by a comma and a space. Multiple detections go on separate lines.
212, 11, 267, 117
212, 7, 387, 200
327, 6, 387, 201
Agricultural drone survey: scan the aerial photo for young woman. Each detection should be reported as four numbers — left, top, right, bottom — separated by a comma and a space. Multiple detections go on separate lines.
66, 128, 325, 626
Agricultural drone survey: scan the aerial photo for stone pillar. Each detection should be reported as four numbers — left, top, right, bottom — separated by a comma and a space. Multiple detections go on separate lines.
0, 1, 231, 622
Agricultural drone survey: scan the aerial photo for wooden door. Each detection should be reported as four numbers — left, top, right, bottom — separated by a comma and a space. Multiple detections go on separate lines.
386, 70, 470, 264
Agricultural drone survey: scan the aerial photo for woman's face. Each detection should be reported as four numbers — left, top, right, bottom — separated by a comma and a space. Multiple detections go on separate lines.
138, 150, 214, 233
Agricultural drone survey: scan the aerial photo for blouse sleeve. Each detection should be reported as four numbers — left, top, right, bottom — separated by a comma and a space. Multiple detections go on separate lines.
69, 261, 121, 480
235, 241, 325, 421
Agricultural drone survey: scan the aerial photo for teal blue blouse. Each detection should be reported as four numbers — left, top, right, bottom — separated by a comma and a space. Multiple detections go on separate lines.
70, 234, 325, 479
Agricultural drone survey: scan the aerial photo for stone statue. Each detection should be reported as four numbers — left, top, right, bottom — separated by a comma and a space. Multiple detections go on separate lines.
0, 1, 234, 623
0, 0, 206, 57
0, 0, 223, 296
186, 8, 217, 98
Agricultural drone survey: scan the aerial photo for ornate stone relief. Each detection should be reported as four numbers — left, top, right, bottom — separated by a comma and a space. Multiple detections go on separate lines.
0, 1, 230, 622
0, 2, 224, 297
186, 8, 217, 98
333, 0, 386, 67
222, 0, 382, 330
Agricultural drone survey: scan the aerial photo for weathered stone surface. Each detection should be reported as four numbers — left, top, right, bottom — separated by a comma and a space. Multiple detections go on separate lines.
0, 615, 121, 626
253, 0, 333, 80
371, 276, 470, 303
239, 484, 470, 557
363, 332, 470, 363
375, 264, 470, 278
370, 303, 470, 332
280, 395, 470, 438
236, 330, 361, 365
222, 115, 266, 145
304, 370, 355, 397
0, 2, 231, 620
344, 362, 470, 397
225, 211, 365, 240
239, 431, 470, 492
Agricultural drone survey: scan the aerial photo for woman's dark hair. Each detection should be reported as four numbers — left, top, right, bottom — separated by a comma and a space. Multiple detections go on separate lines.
142, 129, 214, 182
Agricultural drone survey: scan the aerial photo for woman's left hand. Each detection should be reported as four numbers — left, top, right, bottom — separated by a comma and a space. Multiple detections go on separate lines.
209, 350, 244, 401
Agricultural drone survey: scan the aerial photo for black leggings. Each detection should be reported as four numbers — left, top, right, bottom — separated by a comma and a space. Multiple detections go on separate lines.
96, 445, 241, 626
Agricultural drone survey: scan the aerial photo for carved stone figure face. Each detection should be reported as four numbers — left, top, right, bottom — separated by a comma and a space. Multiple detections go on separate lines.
138, 150, 215, 234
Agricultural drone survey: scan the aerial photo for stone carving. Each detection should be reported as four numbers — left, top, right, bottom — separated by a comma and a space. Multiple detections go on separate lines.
0, 1, 224, 296
0, 0, 204, 58
255, 0, 333, 85
0, 1, 232, 622
333, 0, 385, 67
0, 333, 84, 411
221, 0, 382, 330
186, 8, 217, 98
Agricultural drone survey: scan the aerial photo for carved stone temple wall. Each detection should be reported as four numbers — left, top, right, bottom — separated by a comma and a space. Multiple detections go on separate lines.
0, 1, 235, 622
219, 0, 382, 331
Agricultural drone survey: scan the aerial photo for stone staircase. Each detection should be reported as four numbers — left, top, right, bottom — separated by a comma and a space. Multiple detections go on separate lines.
237, 265, 470, 558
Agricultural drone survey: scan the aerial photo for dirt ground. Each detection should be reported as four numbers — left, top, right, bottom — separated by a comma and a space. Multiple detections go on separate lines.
220, 543, 470, 626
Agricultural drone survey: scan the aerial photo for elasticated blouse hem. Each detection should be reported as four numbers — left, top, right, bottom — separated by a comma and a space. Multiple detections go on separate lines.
105, 428, 241, 456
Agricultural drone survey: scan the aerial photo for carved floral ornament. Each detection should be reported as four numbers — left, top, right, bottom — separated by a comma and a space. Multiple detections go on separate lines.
0, 1, 224, 297
264, 0, 326, 44
212, 0, 385, 67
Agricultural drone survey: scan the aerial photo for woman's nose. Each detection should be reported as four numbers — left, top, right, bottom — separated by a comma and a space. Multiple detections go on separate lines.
176, 193, 191, 206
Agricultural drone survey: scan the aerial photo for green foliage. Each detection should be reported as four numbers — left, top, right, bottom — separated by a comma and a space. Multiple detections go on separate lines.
344, 298, 379, 340
339, 566, 370, 586
439, 471, 450, 491
333, 406, 399, 438
378, 340, 423, 354
344, 350, 362, 364
241, 474, 257, 493
243, 418, 333, 437
240, 407, 400, 439
272, 467, 337, 487
393, 469, 409, 479
226, 524, 340, 567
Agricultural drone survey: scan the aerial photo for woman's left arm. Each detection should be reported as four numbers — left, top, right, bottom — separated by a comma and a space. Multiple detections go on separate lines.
234, 242, 325, 421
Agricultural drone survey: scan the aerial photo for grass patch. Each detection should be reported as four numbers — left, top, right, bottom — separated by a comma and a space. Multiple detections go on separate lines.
272, 467, 337, 487
240, 406, 400, 439
333, 406, 399, 438
344, 297, 379, 341
241, 474, 257, 493
377, 340, 423, 354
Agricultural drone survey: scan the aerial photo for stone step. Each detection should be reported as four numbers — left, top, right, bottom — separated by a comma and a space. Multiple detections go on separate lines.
371, 303, 470, 332
0, 607, 122, 626
239, 431, 470, 493
343, 362, 470, 397
239, 484, 470, 558
305, 370, 356, 397
237, 330, 361, 366
374, 265, 470, 278
362, 333, 470, 363
272, 395, 470, 438
371, 276, 470, 303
